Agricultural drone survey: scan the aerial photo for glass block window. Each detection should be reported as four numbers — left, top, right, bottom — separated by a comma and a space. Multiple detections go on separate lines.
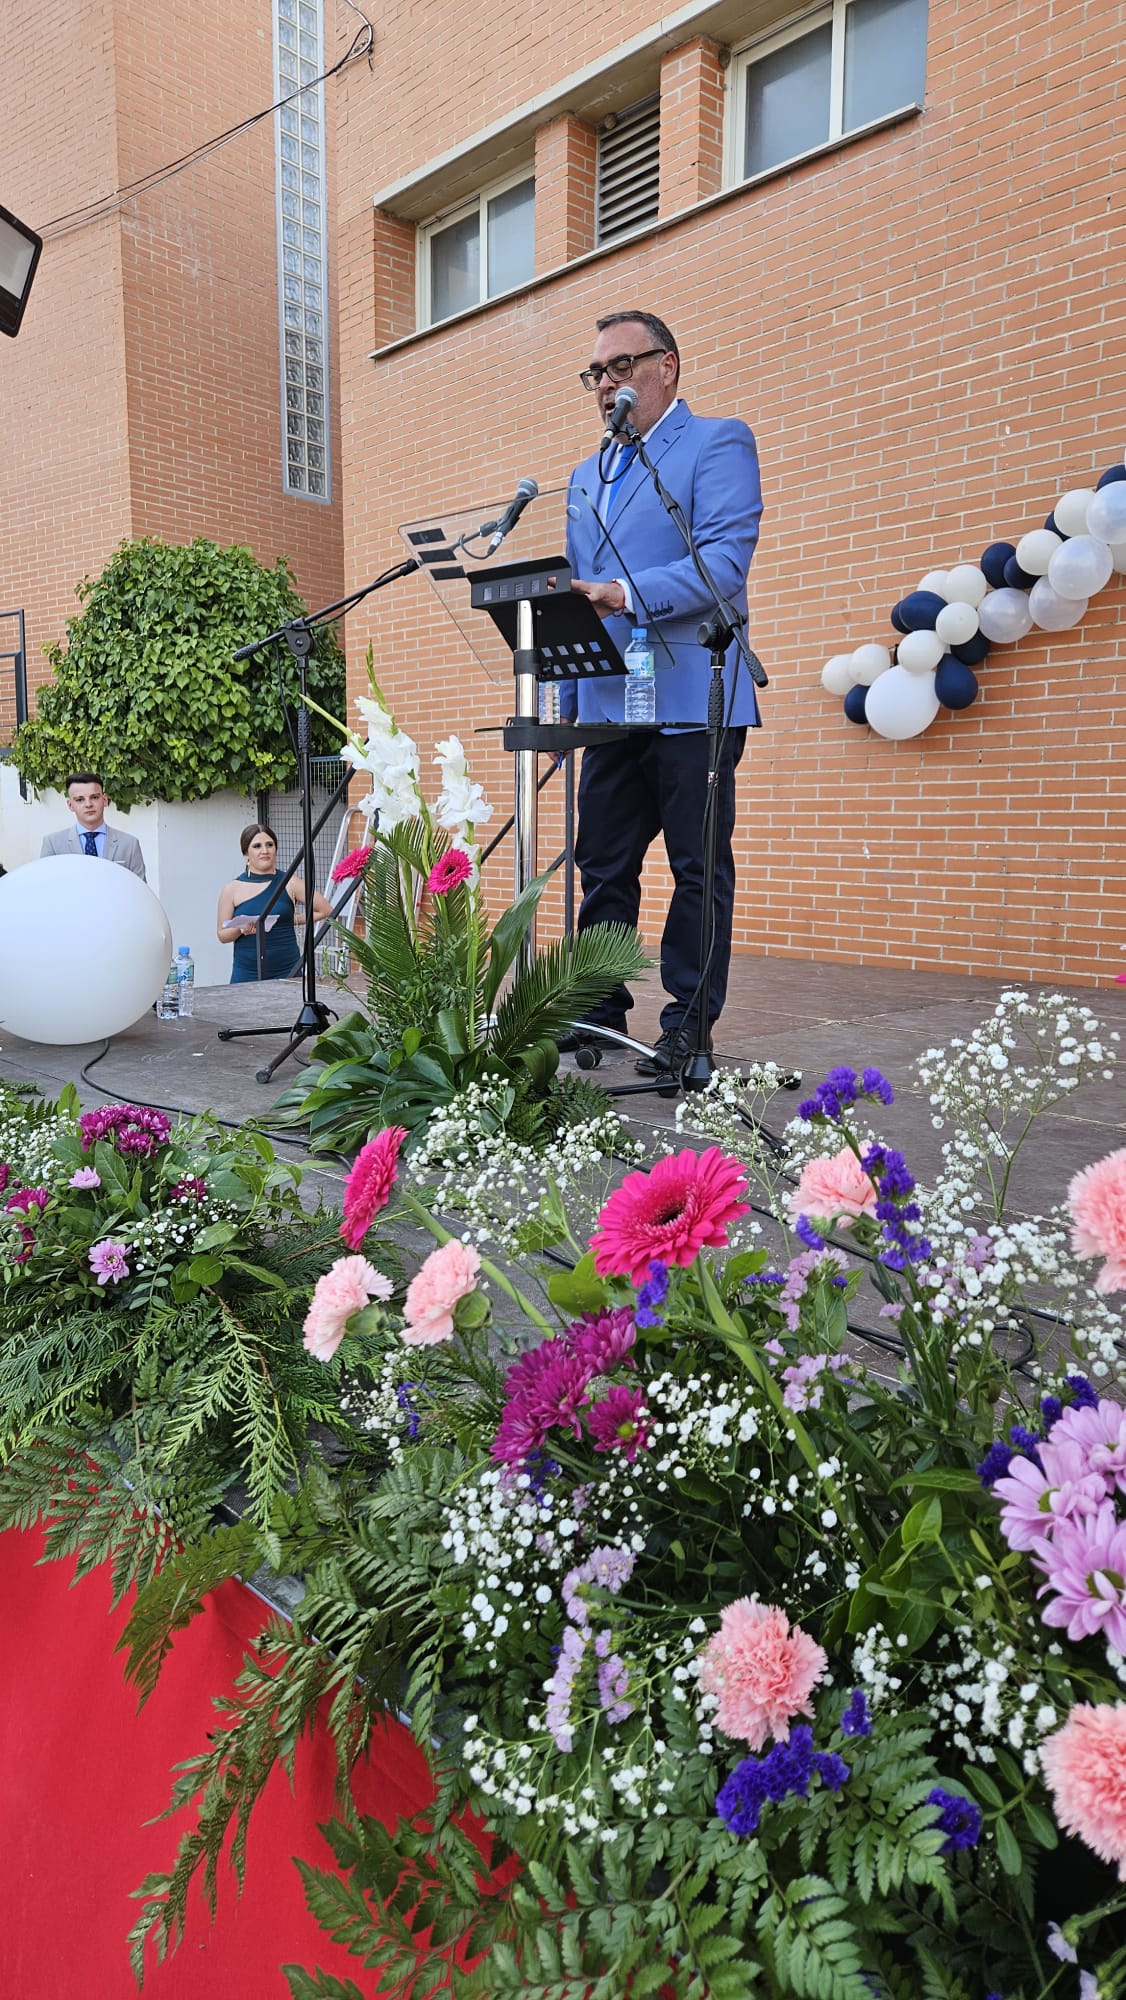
731, 0, 927, 184
275, 0, 330, 500
419, 171, 535, 328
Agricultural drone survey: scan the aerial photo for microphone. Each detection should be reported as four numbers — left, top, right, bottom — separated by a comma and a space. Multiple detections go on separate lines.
486, 476, 539, 555
600, 385, 638, 450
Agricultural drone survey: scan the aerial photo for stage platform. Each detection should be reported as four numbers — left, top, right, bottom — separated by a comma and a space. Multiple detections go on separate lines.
1, 955, 1123, 1220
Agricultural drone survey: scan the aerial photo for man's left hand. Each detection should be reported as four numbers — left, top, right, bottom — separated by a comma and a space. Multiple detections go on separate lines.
571, 578, 626, 619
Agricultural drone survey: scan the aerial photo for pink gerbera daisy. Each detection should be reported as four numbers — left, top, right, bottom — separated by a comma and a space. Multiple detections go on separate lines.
425, 848, 473, 897
590, 1147, 749, 1284
1041, 1703, 1126, 1880
697, 1597, 827, 1751
341, 1126, 408, 1250
331, 844, 374, 884
303, 1255, 393, 1361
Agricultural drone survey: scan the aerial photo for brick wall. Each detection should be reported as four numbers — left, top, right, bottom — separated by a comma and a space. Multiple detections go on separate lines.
0, 0, 345, 738
332, 0, 1126, 986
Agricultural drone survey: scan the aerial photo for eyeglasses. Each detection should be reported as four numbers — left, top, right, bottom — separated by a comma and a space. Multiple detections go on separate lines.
579, 348, 667, 391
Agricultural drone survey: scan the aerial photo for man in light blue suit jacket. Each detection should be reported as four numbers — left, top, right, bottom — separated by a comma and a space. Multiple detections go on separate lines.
40, 772, 147, 879
562, 310, 762, 1074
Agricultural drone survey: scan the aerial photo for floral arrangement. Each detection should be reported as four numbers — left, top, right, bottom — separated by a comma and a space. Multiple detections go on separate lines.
97, 989, 1126, 1999
279, 655, 647, 1153
0, 1080, 364, 1526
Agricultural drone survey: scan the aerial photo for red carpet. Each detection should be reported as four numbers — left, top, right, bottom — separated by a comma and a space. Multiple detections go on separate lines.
0, 1524, 439, 1998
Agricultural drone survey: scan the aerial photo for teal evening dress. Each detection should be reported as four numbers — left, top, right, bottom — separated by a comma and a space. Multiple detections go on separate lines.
229, 870, 302, 982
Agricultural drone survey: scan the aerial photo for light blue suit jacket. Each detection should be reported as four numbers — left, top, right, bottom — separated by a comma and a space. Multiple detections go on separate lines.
41, 823, 147, 879
562, 401, 763, 729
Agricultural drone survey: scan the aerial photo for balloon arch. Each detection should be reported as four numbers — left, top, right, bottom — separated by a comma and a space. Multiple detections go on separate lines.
820, 458, 1126, 740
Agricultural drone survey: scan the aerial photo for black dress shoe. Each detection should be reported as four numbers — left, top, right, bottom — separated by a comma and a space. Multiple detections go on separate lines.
635, 1025, 713, 1076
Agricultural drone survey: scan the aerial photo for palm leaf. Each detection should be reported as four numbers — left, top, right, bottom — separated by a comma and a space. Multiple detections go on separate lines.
487, 923, 647, 1060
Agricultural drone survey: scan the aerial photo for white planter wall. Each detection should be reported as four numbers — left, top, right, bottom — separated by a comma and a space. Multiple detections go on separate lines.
0, 770, 257, 986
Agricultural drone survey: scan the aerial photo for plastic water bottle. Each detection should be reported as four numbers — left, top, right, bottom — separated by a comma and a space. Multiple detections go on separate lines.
175, 945, 195, 1017
623, 627, 656, 725
157, 961, 179, 1020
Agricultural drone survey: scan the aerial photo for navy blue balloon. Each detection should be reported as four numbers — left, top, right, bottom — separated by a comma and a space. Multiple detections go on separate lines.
951, 631, 992, 665
897, 590, 947, 631
843, 684, 869, 726
935, 657, 979, 710
980, 541, 1015, 588
890, 602, 909, 634
1003, 555, 1036, 590
1096, 465, 1126, 489
1044, 512, 1067, 538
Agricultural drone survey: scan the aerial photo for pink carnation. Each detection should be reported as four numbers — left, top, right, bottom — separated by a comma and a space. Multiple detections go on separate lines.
1041, 1702, 1126, 1880
697, 1597, 828, 1751
331, 844, 374, 884
303, 1255, 393, 1361
787, 1148, 877, 1227
425, 848, 473, 897
1068, 1148, 1126, 1293
402, 1239, 481, 1345
591, 1147, 749, 1285
341, 1126, 408, 1250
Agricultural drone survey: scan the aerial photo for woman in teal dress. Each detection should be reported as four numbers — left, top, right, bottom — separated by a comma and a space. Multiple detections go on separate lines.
217, 824, 333, 982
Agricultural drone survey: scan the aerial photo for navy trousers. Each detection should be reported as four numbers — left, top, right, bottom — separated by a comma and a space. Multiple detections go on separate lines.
574, 727, 746, 1037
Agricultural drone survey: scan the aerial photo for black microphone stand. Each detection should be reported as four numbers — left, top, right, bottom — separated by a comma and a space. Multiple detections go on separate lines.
218, 559, 418, 1084
625, 423, 768, 1093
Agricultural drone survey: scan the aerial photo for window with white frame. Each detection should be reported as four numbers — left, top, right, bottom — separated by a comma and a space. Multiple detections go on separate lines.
730, 0, 927, 184
419, 171, 535, 327
274, 0, 330, 499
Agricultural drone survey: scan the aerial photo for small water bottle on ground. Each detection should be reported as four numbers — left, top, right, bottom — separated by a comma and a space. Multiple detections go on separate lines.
157, 960, 179, 1020
623, 626, 656, 725
175, 945, 195, 1017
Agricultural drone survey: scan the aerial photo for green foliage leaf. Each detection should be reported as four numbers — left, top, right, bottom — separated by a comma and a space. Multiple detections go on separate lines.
11, 536, 345, 805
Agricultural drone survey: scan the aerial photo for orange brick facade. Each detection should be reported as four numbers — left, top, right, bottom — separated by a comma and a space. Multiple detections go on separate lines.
0, 0, 344, 740
333, 0, 1126, 986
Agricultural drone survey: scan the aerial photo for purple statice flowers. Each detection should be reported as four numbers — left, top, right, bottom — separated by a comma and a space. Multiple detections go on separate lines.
635, 1258, 669, 1328
926, 1787, 982, 1853
78, 1103, 171, 1159
860, 1143, 932, 1270
491, 1307, 645, 1468
839, 1688, 872, 1737
977, 1375, 1099, 1487
544, 1546, 637, 1751
798, 1066, 894, 1125
716, 1725, 851, 1836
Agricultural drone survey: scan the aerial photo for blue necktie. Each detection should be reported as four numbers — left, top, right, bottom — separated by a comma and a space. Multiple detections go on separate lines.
604, 445, 636, 521
82, 832, 98, 857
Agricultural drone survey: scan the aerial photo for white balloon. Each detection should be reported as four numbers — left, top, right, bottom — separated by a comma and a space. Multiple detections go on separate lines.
850, 642, 892, 685
1028, 578, 1088, 632
917, 570, 950, 598
1047, 534, 1114, 599
935, 601, 980, 646
896, 628, 945, 675
1086, 483, 1126, 545
0, 857, 172, 1044
1110, 539, 1126, 576
864, 665, 941, 740
977, 588, 1035, 643
821, 653, 858, 695
1014, 529, 1062, 577
1054, 487, 1095, 537
942, 564, 989, 607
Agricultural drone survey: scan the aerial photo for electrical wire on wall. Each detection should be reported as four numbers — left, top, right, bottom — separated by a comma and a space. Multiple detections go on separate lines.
35, 10, 375, 242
